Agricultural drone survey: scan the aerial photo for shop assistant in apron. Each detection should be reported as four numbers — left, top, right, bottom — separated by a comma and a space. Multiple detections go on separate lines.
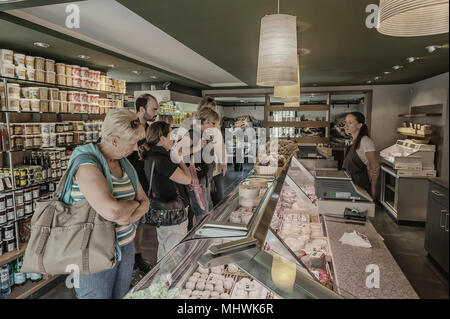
343, 143, 371, 194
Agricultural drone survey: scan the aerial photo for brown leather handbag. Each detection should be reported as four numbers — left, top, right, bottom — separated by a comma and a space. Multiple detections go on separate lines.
22, 154, 117, 275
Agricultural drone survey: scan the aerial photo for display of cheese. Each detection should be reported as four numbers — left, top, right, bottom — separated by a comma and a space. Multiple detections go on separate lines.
229, 206, 254, 224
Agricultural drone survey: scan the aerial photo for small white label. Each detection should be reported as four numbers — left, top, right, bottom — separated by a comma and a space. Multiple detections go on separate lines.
5, 229, 14, 239
0, 214, 6, 224
8, 242, 15, 252
335, 192, 351, 199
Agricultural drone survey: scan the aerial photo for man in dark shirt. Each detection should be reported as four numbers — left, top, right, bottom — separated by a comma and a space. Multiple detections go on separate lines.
128, 94, 159, 279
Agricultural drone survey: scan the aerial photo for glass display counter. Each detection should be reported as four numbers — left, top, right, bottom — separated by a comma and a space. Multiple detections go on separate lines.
126, 158, 342, 299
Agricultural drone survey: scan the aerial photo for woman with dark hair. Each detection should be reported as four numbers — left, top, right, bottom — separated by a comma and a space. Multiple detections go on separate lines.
139, 121, 191, 261
344, 112, 380, 199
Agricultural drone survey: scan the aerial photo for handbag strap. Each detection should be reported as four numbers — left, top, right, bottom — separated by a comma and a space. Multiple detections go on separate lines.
147, 160, 156, 199
54, 153, 101, 200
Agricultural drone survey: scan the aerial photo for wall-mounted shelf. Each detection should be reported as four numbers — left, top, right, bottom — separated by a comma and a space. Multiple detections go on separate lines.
0, 242, 28, 267
6, 274, 60, 299
267, 105, 330, 111
267, 121, 330, 128
397, 131, 436, 138
0, 76, 124, 96
398, 113, 442, 118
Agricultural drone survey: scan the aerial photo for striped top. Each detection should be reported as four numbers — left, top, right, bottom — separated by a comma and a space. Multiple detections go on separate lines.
70, 164, 137, 247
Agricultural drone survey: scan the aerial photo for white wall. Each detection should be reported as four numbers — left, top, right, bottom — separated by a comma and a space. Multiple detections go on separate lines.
409, 72, 449, 183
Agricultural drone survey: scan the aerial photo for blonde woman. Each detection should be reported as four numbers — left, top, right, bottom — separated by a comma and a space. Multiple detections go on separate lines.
59, 108, 150, 299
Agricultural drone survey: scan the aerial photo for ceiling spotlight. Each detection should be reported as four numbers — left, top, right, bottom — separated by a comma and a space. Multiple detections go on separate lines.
374, 76, 380, 80
77, 55, 90, 60
425, 45, 440, 53
366, 80, 372, 84
383, 71, 391, 75
392, 65, 404, 70
108, 64, 117, 68
150, 75, 158, 79
312, 83, 318, 87
33, 42, 50, 48
406, 57, 417, 63
132, 70, 141, 75
239, 99, 245, 103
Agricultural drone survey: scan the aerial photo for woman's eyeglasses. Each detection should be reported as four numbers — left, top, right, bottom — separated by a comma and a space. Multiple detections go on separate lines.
128, 119, 141, 129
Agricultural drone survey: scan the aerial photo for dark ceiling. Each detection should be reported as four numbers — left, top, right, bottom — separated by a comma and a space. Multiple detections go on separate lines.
1, 0, 449, 89
118, 0, 449, 87
0, 11, 207, 88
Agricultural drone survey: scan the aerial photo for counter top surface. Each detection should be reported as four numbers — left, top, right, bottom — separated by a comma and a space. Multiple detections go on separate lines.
324, 216, 419, 299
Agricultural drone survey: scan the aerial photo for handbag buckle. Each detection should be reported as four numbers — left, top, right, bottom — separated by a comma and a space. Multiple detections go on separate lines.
85, 223, 94, 229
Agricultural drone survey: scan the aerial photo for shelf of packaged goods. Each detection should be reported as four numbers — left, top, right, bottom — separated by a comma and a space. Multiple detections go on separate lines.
397, 131, 436, 138
268, 105, 330, 111
3, 178, 61, 192
0, 242, 27, 267
0, 110, 108, 115
2, 142, 95, 153
0, 76, 125, 96
273, 136, 330, 144
398, 113, 442, 118
267, 121, 330, 128
6, 274, 60, 299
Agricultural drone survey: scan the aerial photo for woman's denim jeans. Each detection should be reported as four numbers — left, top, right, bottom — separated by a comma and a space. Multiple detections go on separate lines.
74, 241, 135, 299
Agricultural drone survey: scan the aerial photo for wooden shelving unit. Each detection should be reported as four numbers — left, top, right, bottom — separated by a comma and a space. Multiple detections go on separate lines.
398, 131, 437, 138
6, 274, 60, 299
267, 121, 330, 128
0, 243, 27, 266
264, 93, 331, 144
398, 113, 442, 118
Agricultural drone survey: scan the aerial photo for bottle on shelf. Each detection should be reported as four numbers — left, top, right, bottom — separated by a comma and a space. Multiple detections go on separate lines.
1, 123, 11, 151
0, 265, 11, 299
13, 257, 26, 287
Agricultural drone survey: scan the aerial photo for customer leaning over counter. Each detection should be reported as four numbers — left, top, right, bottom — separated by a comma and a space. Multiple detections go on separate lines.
343, 112, 380, 199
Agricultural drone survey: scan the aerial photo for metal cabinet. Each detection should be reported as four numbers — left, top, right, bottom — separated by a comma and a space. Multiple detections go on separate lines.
425, 181, 449, 274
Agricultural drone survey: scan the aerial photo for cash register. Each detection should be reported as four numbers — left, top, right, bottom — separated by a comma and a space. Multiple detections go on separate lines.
314, 170, 375, 217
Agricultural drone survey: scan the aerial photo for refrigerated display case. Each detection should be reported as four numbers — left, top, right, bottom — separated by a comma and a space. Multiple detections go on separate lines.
126, 158, 342, 299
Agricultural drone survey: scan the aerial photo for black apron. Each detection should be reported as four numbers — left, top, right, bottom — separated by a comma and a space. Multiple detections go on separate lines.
343, 144, 371, 194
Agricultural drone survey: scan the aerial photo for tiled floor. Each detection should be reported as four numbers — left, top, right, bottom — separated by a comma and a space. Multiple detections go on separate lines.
370, 205, 449, 299
39, 166, 448, 299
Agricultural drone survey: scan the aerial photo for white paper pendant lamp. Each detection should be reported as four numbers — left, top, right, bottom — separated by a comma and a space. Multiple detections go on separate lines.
256, 13, 298, 86
378, 0, 449, 37
274, 55, 300, 105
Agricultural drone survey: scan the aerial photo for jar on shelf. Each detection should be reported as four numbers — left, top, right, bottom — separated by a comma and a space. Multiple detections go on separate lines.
24, 136, 33, 149
6, 207, 14, 222
0, 194, 5, 211
26, 68, 35, 81
35, 69, 45, 82
73, 132, 85, 144
66, 75, 73, 87
13, 53, 25, 66
12, 124, 24, 135
40, 123, 50, 134
11, 136, 24, 151
32, 135, 42, 148
30, 99, 40, 112
20, 98, 31, 112
7, 98, 20, 111
40, 99, 49, 112
60, 101, 68, 113
32, 124, 41, 135
57, 133, 66, 146
24, 123, 33, 135
24, 188, 33, 202
25, 56, 35, 68
72, 65, 80, 77
5, 192, 13, 208
14, 190, 24, 206
56, 123, 64, 133
66, 132, 73, 144
73, 76, 81, 87
59, 90, 67, 101
34, 55, 45, 69
32, 186, 40, 199
49, 100, 60, 113
3, 236, 16, 253
65, 64, 73, 77
48, 123, 56, 134
45, 71, 56, 84
45, 59, 55, 72
55, 63, 65, 75
49, 88, 59, 100
7, 83, 20, 97
49, 133, 57, 147
0, 208, 6, 226
16, 205, 24, 219
24, 201, 33, 216
15, 65, 27, 80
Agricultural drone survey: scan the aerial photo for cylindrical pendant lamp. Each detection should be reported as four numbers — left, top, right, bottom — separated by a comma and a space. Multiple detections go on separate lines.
256, 14, 298, 86
274, 55, 300, 104
378, 0, 449, 37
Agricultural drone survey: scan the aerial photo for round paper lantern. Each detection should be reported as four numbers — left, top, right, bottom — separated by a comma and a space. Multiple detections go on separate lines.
256, 14, 298, 86
378, 0, 449, 37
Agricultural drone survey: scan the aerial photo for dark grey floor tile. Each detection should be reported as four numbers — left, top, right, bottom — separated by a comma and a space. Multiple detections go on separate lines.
406, 276, 450, 299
